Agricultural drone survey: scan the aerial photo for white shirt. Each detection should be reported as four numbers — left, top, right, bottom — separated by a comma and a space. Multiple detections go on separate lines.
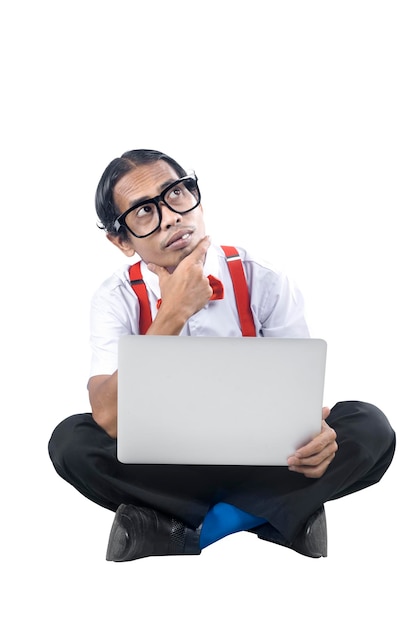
89, 243, 310, 377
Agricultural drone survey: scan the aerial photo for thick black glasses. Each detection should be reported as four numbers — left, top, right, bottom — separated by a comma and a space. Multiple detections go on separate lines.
113, 174, 201, 238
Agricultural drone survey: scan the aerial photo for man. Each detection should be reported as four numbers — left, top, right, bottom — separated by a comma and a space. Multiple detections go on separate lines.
48, 149, 396, 562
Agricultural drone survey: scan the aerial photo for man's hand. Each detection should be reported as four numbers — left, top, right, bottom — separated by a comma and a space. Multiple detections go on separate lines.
147, 236, 213, 334
287, 407, 338, 478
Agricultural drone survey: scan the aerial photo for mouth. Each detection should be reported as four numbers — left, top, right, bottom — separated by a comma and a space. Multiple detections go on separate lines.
164, 229, 194, 249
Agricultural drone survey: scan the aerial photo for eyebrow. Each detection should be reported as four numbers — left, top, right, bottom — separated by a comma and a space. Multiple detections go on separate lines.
128, 178, 177, 209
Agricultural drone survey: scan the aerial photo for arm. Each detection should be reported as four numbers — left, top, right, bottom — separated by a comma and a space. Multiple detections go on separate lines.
89, 237, 213, 438
88, 372, 118, 438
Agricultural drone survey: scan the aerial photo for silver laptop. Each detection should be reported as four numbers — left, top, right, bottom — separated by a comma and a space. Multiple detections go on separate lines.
117, 336, 327, 465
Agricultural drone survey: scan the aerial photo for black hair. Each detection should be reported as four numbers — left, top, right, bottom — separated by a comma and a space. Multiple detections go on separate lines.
95, 149, 187, 241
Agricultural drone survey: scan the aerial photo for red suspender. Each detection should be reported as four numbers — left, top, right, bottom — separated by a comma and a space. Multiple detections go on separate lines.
220, 246, 257, 337
128, 245, 256, 336
128, 261, 153, 336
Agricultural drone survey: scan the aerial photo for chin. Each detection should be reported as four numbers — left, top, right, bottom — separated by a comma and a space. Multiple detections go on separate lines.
172, 247, 192, 264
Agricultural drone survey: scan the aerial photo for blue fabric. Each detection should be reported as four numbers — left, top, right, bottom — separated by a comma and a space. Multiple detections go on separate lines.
200, 502, 266, 548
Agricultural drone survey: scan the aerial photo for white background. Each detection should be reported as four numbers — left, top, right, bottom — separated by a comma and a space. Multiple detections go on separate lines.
1, 1, 416, 624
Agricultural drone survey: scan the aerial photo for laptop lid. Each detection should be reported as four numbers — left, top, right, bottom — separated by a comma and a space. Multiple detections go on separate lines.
117, 336, 327, 465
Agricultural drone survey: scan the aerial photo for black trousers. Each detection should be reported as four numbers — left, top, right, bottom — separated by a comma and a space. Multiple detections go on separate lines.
48, 401, 395, 543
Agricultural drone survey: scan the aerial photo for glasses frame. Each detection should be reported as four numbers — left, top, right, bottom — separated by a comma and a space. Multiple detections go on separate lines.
113, 173, 201, 239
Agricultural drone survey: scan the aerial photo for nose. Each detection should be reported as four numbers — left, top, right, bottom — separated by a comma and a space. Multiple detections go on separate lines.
160, 202, 182, 230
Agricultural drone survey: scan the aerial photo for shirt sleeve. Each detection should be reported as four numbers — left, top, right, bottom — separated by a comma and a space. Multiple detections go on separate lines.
260, 271, 310, 338
243, 256, 310, 338
89, 274, 139, 377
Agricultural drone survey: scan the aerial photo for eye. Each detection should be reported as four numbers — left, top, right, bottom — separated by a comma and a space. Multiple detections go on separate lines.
168, 185, 184, 200
135, 204, 155, 218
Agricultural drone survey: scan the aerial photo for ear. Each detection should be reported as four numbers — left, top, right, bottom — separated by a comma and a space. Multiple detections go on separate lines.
106, 233, 136, 258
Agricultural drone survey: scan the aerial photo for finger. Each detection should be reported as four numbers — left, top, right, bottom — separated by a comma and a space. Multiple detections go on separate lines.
147, 263, 167, 277
322, 406, 331, 420
289, 453, 336, 478
288, 423, 337, 462
290, 441, 337, 467
187, 235, 211, 265
288, 434, 338, 471
289, 441, 337, 470
293, 435, 337, 464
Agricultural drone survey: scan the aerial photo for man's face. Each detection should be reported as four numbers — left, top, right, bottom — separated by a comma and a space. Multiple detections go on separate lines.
110, 160, 206, 270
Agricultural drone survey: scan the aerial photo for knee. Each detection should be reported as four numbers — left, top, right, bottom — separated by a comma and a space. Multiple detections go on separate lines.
330, 400, 395, 454
356, 401, 395, 448
48, 413, 92, 474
